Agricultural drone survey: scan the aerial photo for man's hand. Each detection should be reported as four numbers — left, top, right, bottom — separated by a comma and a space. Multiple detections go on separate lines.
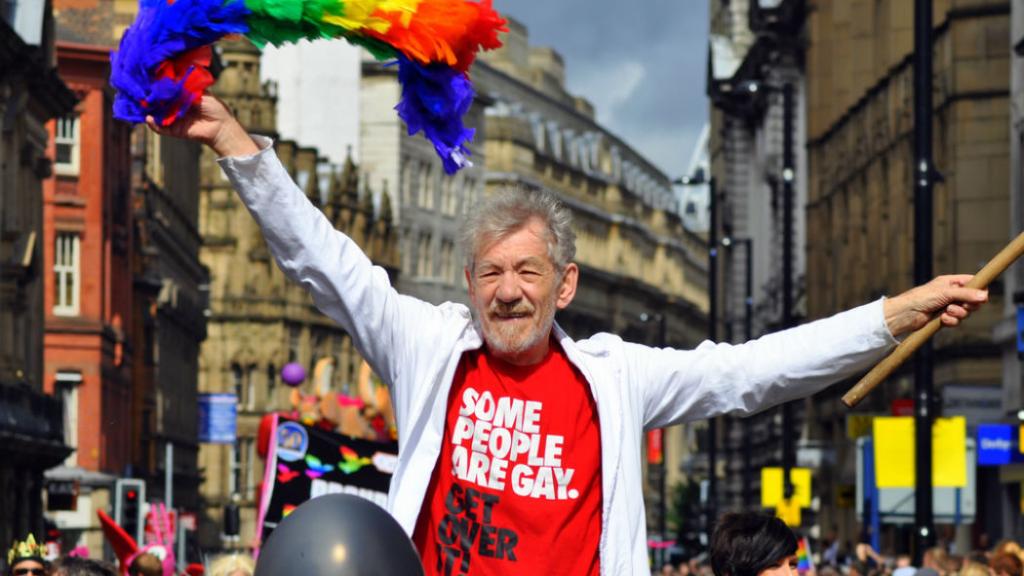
144, 95, 259, 158
883, 274, 988, 337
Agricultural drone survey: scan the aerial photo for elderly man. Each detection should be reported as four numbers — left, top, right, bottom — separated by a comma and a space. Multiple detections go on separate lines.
150, 97, 986, 575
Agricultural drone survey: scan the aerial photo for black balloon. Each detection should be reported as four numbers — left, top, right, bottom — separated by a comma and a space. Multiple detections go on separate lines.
255, 494, 425, 576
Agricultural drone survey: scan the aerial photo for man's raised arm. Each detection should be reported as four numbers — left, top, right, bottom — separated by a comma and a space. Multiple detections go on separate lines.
145, 96, 451, 399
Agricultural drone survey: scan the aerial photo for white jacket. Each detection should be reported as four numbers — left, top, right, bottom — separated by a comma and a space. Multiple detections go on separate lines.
220, 138, 899, 575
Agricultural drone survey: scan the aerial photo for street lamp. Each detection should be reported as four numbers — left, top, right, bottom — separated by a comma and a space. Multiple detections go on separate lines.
725, 78, 800, 504
722, 236, 755, 507
673, 170, 718, 543
640, 312, 669, 567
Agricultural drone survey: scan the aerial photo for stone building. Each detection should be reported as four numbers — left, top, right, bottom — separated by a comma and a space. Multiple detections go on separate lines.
997, 0, 1024, 541
195, 38, 399, 550
0, 0, 75, 553
804, 0, 1009, 546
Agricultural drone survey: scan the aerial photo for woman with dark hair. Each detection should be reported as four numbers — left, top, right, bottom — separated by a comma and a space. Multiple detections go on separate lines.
710, 513, 799, 576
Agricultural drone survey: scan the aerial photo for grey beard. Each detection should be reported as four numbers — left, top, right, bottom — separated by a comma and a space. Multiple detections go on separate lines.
473, 310, 555, 356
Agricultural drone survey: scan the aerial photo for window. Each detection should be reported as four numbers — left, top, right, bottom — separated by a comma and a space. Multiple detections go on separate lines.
232, 364, 244, 407
441, 240, 457, 285
266, 364, 277, 404
229, 437, 256, 498
418, 164, 435, 210
417, 234, 433, 278
230, 439, 242, 496
56, 371, 82, 467
53, 232, 80, 316
246, 365, 257, 410
55, 115, 80, 176
288, 326, 301, 363
245, 438, 256, 499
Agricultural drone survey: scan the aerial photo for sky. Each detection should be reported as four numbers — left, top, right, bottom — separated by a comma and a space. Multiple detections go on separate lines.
491, 0, 710, 178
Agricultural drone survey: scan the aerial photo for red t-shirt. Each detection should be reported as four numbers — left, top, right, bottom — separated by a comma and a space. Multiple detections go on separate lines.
412, 342, 602, 575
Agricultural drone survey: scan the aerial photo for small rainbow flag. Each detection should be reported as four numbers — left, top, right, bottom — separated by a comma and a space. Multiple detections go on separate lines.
797, 537, 814, 574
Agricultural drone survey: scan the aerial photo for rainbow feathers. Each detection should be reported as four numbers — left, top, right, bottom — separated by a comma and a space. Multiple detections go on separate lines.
110, 0, 506, 173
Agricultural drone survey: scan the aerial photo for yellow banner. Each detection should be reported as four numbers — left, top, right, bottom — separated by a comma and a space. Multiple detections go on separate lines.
872, 416, 966, 488
847, 414, 874, 439
776, 498, 801, 527
761, 467, 811, 508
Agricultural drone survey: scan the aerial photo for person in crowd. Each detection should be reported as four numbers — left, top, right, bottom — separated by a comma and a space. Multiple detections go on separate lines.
960, 560, 989, 576
710, 512, 797, 576
148, 94, 988, 575
126, 554, 161, 576
7, 535, 49, 576
50, 558, 116, 576
989, 553, 1023, 576
206, 555, 253, 576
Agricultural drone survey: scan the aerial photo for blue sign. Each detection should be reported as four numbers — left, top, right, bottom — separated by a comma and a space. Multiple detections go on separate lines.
977, 424, 1013, 466
1017, 306, 1024, 355
198, 393, 238, 444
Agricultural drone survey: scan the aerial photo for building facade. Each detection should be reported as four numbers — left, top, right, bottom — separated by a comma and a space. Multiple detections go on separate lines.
0, 0, 75, 553
41, 38, 134, 554
196, 38, 399, 550
805, 0, 1009, 548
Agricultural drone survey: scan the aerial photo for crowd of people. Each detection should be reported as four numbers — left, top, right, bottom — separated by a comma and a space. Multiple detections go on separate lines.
4, 535, 255, 576
654, 518, 1024, 576
9, 512, 1024, 576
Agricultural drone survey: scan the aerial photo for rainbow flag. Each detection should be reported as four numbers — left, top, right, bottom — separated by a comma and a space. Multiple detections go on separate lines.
109, 0, 507, 174
797, 537, 814, 574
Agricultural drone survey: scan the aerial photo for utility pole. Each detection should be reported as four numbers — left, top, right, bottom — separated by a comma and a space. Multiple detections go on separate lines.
913, 0, 936, 561
707, 176, 718, 541
781, 83, 796, 501
741, 238, 754, 508
658, 314, 668, 568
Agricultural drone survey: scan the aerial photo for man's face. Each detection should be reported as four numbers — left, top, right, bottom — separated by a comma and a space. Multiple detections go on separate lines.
466, 218, 578, 365
11, 560, 46, 576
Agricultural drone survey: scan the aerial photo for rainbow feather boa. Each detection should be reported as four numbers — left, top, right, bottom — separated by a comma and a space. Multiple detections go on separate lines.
110, 0, 506, 173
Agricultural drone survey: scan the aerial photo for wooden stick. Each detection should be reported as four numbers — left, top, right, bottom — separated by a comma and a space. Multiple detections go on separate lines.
842, 231, 1024, 408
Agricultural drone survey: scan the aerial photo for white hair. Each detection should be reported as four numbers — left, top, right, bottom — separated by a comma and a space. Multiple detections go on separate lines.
459, 187, 576, 271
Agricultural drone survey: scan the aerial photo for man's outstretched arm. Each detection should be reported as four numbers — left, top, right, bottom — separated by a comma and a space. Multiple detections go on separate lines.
633, 275, 988, 428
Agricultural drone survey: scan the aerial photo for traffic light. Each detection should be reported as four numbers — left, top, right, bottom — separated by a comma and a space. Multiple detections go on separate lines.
223, 501, 240, 540
114, 479, 146, 545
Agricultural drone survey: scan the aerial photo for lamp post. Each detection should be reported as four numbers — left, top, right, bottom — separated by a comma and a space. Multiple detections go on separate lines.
674, 170, 717, 543
912, 0, 936, 560
737, 78, 798, 504
641, 312, 669, 567
723, 236, 754, 506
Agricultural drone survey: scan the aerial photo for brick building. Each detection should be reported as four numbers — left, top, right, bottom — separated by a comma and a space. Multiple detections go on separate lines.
41, 39, 134, 553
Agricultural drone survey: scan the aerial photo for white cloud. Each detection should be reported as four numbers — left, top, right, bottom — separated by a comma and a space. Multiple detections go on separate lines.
570, 60, 648, 126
